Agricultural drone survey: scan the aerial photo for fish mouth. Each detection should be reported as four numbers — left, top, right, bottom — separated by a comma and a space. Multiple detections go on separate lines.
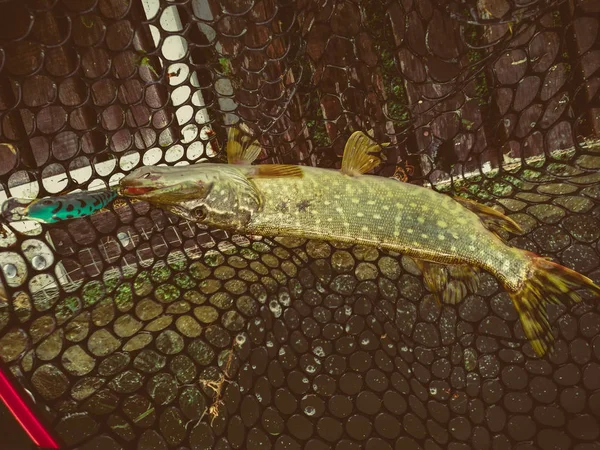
120, 186, 156, 196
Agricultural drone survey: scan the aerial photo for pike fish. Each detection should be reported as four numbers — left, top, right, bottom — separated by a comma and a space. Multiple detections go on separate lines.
120, 127, 600, 357
1, 188, 118, 224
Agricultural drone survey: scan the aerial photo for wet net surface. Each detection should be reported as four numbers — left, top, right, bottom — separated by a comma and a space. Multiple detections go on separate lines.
0, 0, 599, 449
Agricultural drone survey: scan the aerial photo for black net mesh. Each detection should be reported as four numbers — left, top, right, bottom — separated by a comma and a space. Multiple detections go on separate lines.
0, 0, 599, 449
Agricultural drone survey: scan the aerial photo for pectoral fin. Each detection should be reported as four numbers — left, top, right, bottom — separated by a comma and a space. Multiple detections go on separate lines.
341, 131, 388, 176
248, 165, 303, 178
454, 196, 522, 235
226, 126, 262, 165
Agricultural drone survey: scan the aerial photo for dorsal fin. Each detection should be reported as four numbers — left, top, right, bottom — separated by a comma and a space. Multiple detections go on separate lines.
454, 196, 522, 235
226, 125, 262, 165
341, 131, 388, 176
248, 164, 303, 178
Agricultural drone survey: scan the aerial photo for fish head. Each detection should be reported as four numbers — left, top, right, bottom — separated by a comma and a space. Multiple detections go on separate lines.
120, 164, 261, 230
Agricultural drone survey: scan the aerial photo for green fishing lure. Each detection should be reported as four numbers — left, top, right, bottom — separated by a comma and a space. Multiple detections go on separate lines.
4, 188, 119, 224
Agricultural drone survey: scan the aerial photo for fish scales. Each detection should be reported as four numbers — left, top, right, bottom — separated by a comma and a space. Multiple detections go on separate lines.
245, 166, 529, 290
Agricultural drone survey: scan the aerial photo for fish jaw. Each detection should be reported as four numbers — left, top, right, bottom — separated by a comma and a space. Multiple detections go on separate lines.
119, 179, 183, 201
120, 166, 214, 202
119, 175, 162, 197
120, 186, 156, 196
119, 166, 174, 198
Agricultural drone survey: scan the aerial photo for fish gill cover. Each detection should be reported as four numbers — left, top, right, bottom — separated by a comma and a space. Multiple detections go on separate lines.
0, 0, 598, 449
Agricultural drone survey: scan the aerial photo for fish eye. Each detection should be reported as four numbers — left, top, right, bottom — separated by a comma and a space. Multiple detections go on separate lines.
193, 205, 208, 220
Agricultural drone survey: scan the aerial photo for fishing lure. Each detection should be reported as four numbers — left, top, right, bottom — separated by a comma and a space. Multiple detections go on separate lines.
120, 127, 600, 357
2, 188, 118, 224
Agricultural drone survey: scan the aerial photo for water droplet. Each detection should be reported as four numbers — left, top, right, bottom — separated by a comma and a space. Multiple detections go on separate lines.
117, 232, 130, 247
32, 255, 46, 270
305, 365, 316, 374
302, 377, 309, 384
429, 387, 437, 395
361, 338, 370, 346
235, 334, 246, 346
3, 264, 17, 278
313, 346, 325, 358
269, 300, 282, 318
464, 348, 477, 372
278, 291, 290, 306
304, 405, 316, 416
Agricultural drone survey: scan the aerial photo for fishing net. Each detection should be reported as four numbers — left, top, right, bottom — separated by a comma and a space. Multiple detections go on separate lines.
0, 0, 599, 448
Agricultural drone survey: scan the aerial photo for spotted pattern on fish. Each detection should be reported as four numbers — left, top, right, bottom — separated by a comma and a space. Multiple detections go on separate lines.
242, 166, 530, 291
25, 189, 118, 223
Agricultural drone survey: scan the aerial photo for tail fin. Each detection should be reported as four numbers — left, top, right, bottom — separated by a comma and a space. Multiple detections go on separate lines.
510, 252, 600, 357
